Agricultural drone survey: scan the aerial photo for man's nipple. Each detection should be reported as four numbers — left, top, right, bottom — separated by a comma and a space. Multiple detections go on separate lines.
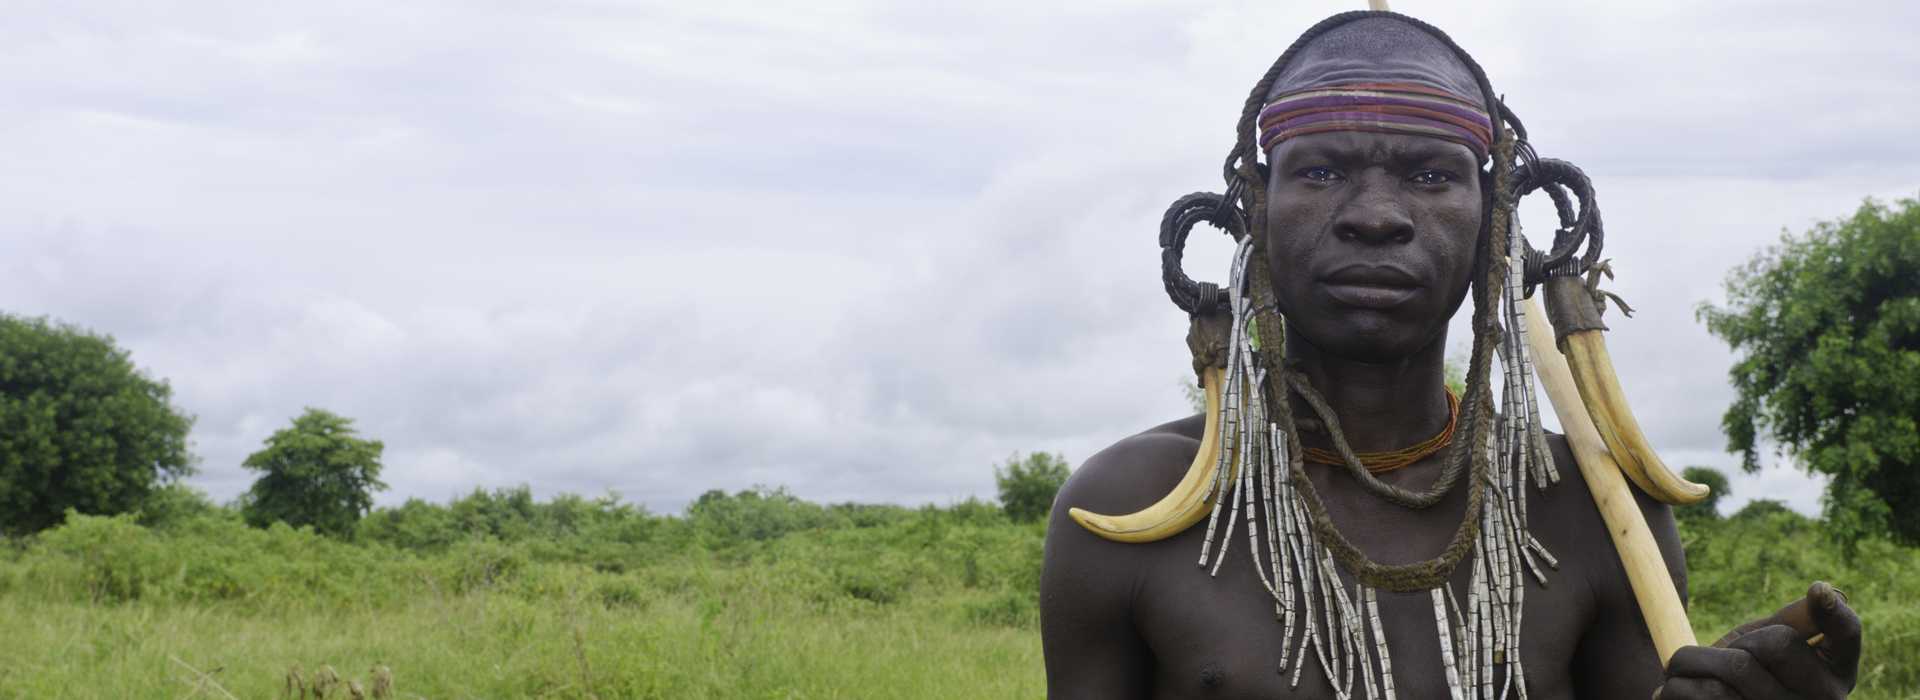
1200, 661, 1225, 689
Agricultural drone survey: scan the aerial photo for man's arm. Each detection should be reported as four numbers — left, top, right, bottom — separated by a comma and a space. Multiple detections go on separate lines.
1570, 479, 1689, 698
1040, 508, 1151, 697
1041, 428, 1199, 698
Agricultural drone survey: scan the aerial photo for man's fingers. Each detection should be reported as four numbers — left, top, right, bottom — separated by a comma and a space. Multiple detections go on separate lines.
1712, 595, 1804, 647
1692, 580, 1860, 698
1807, 581, 1863, 679
1655, 677, 1741, 700
1667, 644, 1797, 700
1712, 581, 1858, 649
1729, 625, 1836, 695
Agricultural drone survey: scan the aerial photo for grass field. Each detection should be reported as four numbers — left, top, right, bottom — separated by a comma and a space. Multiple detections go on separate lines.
0, 487, 1914, 698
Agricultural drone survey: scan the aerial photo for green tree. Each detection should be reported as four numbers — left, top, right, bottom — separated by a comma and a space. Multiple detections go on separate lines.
994, 452, 1070, 522
1698, 196, 1920, 548
240, 408, 387, 537
0, 314, 195, 535
1674, 466, 1731, 522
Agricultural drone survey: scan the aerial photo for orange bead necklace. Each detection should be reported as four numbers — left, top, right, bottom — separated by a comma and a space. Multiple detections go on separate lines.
1302, 388, 1459, 474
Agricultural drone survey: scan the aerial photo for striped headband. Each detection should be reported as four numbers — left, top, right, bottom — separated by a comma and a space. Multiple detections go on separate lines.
1258, 81, 1493, 161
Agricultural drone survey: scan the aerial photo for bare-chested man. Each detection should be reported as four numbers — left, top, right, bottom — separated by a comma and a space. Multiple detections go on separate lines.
1041, 12, 1861, 699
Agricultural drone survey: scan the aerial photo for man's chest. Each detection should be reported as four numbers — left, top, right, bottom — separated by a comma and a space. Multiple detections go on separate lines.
1128, 527, 1595, 699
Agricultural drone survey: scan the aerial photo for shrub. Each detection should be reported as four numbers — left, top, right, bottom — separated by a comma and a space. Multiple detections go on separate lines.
1731, 499, 1798, 523
964, 589, 1038, 628
34, 511, 163, 602
136, 483, 226, 531
836, 565, 907, 605
994, 452, 1069, 522
686, 486, 844, 544
1675, 466, 1732, 522
595, 576, 648, 609
444, 538, 528, 593
358, 497, 463, 551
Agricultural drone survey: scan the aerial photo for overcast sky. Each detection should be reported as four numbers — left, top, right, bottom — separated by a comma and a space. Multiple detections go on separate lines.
3, 1, 1916, 516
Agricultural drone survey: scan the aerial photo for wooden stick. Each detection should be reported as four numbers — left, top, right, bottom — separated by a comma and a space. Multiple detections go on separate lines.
1522, 298, 1698, 663
169, 655, 240, 700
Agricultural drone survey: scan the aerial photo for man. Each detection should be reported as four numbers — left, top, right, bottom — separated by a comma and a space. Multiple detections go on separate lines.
1041, 12, 1861, 699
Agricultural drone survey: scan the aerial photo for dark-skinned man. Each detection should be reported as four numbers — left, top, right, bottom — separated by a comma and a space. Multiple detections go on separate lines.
1041, 12, 1861, 700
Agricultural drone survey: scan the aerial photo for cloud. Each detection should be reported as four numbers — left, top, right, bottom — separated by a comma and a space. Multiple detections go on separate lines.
1, 0, 1913, 518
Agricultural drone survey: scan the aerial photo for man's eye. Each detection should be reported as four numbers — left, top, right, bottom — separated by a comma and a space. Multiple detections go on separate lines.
1411, 170, 1454, 186
1296, 166, 1342, 182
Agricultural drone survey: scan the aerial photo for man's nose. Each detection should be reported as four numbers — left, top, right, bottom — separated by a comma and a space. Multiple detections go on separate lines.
1332, 175, 1414, 245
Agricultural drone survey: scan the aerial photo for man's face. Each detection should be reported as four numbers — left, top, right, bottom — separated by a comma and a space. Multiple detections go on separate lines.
1264, 130, 1484, 363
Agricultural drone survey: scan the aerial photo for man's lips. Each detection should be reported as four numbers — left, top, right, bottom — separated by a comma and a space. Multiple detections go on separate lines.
1319, 264, 1423, 309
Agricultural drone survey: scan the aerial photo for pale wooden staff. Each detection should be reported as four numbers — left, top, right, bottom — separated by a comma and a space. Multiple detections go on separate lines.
1522, 296, 1698, 662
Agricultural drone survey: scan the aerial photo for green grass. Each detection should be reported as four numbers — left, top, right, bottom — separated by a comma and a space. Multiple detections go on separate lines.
0, 489, 1914, 698
0, 492, 1047, 698
0, 593, 1042, 699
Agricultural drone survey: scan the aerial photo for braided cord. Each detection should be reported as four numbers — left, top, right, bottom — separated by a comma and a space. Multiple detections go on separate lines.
1511, 158, 1606, 285
1299, 386, 1458, 473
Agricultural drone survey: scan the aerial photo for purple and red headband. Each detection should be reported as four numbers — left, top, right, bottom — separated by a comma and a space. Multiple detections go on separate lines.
1257, 81, 1493, 162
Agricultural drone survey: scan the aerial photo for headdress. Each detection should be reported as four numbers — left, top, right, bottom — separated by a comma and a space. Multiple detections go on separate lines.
1258, 83, 1493, 160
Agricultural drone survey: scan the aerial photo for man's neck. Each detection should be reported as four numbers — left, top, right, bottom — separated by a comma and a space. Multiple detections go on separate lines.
1283, 333, 1453, 454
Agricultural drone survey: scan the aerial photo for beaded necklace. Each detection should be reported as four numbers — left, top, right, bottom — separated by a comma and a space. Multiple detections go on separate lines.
1301, 389, 1460, 474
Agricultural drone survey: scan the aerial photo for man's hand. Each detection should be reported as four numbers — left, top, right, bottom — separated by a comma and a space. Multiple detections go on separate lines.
1655, 581, 1861, 699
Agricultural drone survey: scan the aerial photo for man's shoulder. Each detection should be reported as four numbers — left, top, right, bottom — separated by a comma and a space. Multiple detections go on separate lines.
1052, 413, 1206, 520
1041, 414, 1206, 627
1530, 430, 1688, 598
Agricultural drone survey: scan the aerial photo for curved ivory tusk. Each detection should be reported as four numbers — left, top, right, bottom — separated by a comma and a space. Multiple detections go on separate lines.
1523, 297, 1698, 663
1070, 366, 1230, 542
1561, 330, 1711, 505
